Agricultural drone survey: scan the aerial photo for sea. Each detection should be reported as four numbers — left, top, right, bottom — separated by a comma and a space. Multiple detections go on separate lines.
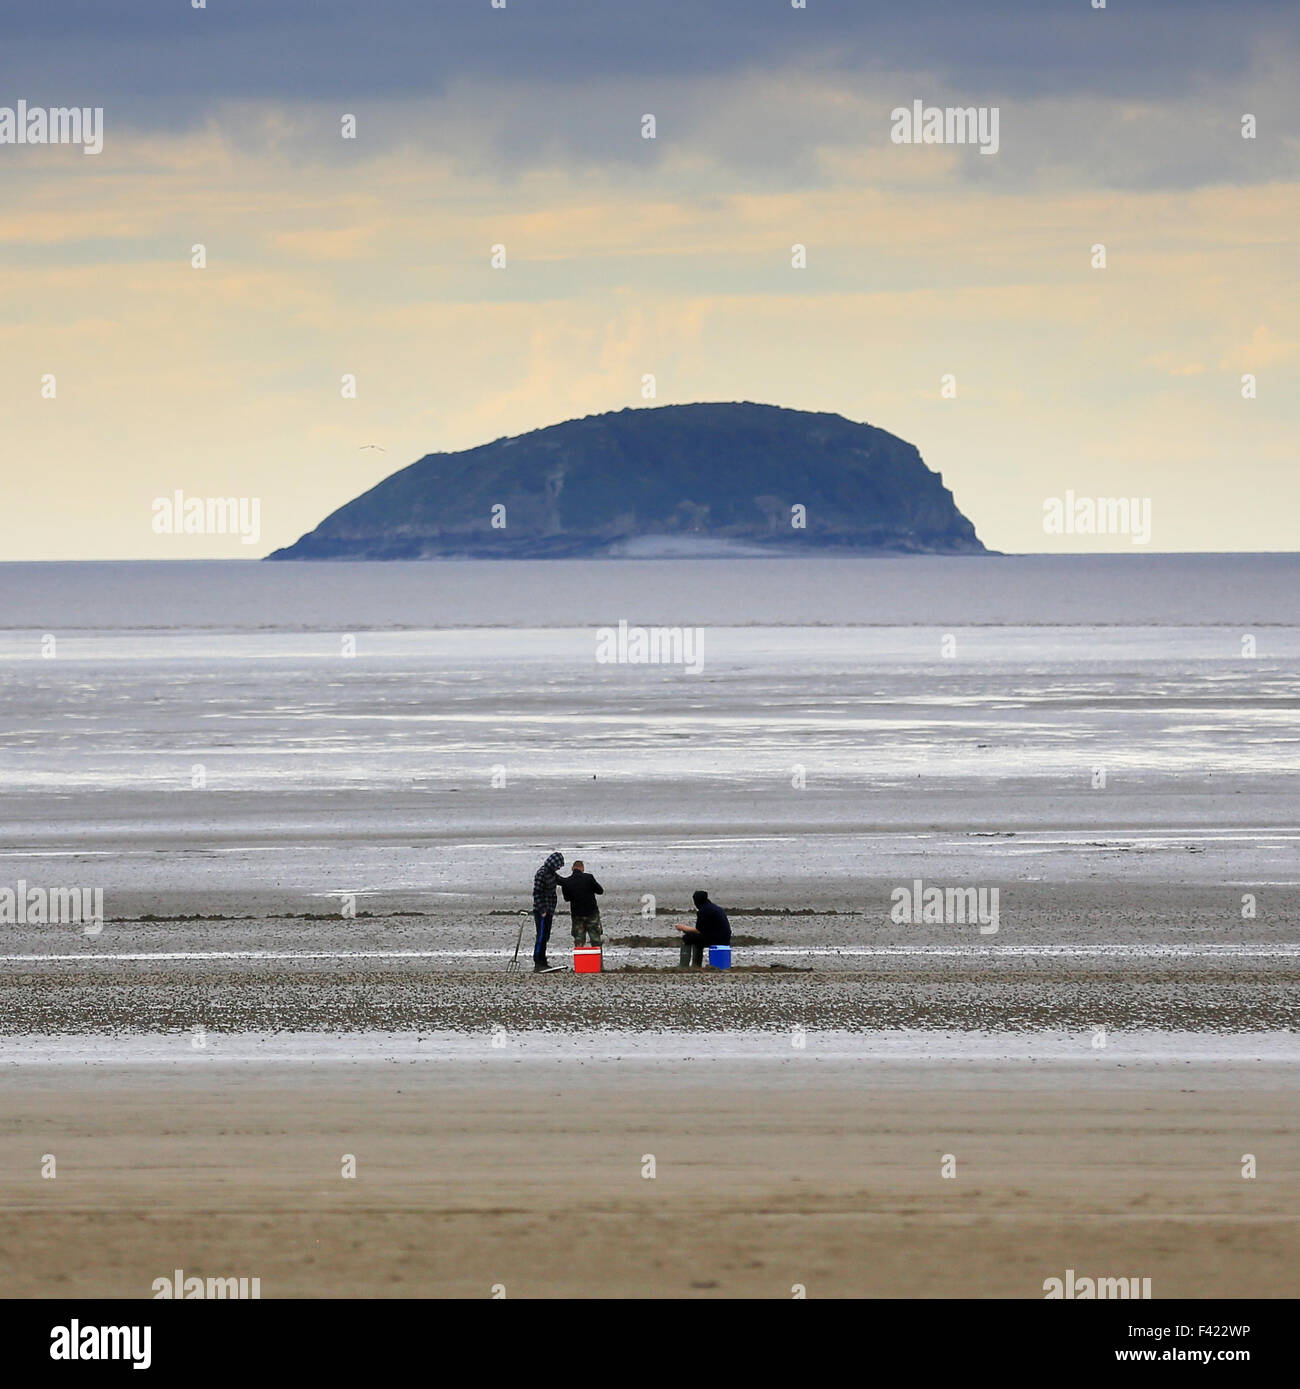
0, 554, 1297, 914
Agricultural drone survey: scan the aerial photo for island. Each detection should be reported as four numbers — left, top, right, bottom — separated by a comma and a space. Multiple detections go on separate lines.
267, 402, 988, 559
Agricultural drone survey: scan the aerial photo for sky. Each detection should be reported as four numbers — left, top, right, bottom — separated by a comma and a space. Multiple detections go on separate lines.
1, 0, 1297, 559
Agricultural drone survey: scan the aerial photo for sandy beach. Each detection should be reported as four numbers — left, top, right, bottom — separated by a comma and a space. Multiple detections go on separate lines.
2, 557, 1297, 1300
3, 1053, 1298, 1299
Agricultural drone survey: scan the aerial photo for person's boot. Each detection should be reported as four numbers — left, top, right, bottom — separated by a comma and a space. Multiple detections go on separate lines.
533, 959, 547, 973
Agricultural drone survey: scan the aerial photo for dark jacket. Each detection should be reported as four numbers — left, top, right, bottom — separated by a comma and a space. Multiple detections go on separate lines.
559, 870, 603, 917
693, 899, 731, 946
532, 852, 564, 914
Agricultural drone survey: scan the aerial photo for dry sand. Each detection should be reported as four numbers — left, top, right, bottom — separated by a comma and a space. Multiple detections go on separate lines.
2, 1057, 1297, 1299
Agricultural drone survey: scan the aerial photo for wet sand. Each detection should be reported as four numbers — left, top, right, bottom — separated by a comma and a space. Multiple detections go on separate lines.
2, 1057, 1297, 1299
3, 881, 1297, 1035
3, 958, 1299, 1035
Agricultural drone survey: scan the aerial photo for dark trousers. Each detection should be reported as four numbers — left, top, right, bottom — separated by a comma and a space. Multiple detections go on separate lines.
679, 930, 705, 967
532, 910, 553, 964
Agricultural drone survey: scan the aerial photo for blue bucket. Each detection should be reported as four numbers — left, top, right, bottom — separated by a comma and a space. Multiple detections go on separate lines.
707, 944, 732, 970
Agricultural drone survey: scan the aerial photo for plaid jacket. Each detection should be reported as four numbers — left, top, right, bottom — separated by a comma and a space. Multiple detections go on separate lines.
532, 852, 565, 913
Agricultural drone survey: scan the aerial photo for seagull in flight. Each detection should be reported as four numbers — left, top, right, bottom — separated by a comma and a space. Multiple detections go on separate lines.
359, 443, 387, 452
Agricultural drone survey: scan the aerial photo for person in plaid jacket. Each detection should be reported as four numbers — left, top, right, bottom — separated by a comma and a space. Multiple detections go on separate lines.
531, 851, 565, 972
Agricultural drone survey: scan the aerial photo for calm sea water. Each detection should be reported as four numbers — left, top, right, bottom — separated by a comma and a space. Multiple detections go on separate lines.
0, 555, 1296, 911
1, 554, 1297, 630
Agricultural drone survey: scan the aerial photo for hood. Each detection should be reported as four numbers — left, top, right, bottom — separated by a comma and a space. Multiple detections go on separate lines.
541, 852, 565, 873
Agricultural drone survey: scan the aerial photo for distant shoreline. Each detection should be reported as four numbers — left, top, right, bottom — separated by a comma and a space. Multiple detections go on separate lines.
8, 551, 1300, 566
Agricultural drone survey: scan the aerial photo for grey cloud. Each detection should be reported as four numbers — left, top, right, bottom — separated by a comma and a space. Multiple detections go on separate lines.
4, 0, 1297, 113
3, 0, 1295, 193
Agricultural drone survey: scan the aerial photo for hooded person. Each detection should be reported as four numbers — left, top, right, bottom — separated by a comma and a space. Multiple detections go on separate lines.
674, 889, 732, 968
531, 851, 565, 972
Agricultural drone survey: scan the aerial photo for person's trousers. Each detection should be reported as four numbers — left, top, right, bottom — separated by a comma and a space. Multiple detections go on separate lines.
679, 931, 705, 967
533, 910, 553, 964
571, 913, 603, 946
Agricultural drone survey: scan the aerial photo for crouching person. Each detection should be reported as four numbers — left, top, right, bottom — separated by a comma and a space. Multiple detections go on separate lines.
674, 889, 731, 967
